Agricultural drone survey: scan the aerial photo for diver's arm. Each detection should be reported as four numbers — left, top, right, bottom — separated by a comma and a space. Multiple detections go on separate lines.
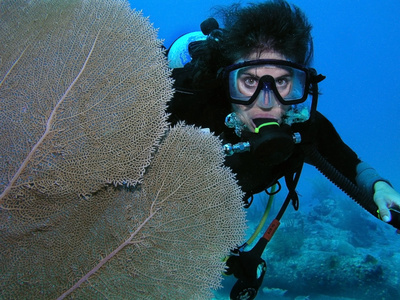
310, 112, 361, 182
356, 163, 400, 225
355, 161, 392, 198
355, 161, 399, 222
314, 113, 400, 225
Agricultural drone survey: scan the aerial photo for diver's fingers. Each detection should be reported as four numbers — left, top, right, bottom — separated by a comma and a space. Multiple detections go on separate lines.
374, 197, 392, 222
373, 181, 400, 222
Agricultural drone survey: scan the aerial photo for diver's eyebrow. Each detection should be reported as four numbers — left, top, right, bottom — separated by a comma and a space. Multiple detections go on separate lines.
280, 66, 295, 75
276, 73, 293, 79
238, 71, 260, 78
237, 65, 295, 79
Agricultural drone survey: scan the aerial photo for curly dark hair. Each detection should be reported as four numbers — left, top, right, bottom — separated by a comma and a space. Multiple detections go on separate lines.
218, 0, 313, 64
189, 0, 313, 87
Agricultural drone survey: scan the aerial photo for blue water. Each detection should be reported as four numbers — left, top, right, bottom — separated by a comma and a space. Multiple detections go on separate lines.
129, 1, 400, 298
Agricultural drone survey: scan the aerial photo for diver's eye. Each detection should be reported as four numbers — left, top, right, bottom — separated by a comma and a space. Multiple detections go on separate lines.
275, 77, 288, 86
275, 76, 291, 90
243, 76, 258, 88
236, 75, 259, 96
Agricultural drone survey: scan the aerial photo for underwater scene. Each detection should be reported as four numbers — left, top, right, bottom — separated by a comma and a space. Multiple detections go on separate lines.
214, 166, 400, 299
132, 0, 400, 299
1, 0, 399, 299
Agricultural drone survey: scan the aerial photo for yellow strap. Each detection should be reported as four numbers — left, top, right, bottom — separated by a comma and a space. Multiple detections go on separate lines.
246, 184, 277, 246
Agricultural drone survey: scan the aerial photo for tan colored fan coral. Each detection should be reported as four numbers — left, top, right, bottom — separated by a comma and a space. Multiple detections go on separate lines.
0, 0, 246, 299
0, 0, 171, 205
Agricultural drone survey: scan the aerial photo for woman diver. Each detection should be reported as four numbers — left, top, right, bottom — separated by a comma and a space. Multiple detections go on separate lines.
166, 1, 400, 299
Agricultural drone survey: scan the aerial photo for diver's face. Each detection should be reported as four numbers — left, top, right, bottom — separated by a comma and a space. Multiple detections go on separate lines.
231, 51, 291, 132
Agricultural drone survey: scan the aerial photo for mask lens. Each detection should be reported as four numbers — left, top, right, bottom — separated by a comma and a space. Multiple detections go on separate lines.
227, 62, 308, 105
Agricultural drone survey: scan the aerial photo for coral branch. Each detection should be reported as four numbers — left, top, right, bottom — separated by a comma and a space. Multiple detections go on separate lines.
0, 31, 100, 205
57, 207, 160, 299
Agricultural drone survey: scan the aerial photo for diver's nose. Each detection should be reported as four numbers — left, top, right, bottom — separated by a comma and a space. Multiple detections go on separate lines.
257, 85, 278, 109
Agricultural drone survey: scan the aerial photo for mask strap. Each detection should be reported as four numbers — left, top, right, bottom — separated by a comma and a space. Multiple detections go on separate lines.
308, 69, 326, 123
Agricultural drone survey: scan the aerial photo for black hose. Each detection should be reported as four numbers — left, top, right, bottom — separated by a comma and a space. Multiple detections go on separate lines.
305, 144, 400, 230
303, 144, 378, 217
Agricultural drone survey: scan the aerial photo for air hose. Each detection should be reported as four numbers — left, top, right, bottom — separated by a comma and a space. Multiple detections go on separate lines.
303, 143, 400, 230
225, 168, 302, 300
244, 184, 277, 247
303, 71, 400, 230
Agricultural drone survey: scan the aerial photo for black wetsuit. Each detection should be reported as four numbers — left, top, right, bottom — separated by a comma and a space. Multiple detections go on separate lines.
167, 66, 361, 202
168, 64, 399, 296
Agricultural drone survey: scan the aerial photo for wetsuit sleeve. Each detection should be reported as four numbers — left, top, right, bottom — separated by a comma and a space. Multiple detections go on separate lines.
311, 112, 391, 192
306, 112, 396, 222
355, 161, 392, 197
309, 112, 361, 184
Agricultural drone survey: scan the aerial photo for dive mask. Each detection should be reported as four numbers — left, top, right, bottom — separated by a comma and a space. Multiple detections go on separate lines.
221, 59, 311, 105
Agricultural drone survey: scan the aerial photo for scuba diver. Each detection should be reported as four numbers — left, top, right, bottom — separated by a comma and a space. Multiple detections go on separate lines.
166, 1, 400, 299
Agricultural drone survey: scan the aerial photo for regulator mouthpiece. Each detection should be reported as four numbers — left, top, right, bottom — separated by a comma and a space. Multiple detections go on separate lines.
244, 118, 296, 165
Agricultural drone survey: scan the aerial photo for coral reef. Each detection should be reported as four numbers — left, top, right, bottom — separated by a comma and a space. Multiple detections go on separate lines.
214, 174, 400, 299
0, 1, 246, 299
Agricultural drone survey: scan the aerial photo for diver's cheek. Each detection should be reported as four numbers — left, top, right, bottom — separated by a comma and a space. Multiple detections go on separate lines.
277, 105, 290, 123
236, 112, 255, 131
231, 104, 255, 132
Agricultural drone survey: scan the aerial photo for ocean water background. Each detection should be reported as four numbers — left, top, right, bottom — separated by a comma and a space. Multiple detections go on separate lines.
129, 1, 400, 299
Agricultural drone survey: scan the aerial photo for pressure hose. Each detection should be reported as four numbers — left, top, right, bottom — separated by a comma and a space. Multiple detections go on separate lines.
304, 144, 377, 212
303, 74, 374, 207
304, 71, 400, 230
303, 143, 400, 230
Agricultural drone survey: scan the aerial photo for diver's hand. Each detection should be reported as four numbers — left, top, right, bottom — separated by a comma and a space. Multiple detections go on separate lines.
373, 181, 400, 222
